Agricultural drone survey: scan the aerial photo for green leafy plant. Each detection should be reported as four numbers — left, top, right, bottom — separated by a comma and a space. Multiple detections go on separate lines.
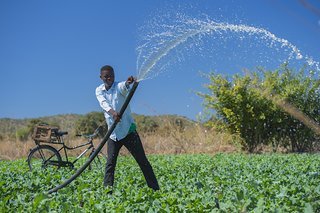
0, 154, 319, 212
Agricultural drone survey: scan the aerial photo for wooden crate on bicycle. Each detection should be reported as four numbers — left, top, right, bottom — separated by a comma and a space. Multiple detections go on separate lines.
32, 125, 59, 143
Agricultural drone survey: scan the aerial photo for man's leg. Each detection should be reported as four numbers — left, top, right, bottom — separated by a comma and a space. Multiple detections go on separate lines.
104, 138, 122, 187
123, 131, 160, 190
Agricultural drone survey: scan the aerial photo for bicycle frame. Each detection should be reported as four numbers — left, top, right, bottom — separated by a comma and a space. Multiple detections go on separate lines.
31, 127, 101, 169
61, 140, 95, 166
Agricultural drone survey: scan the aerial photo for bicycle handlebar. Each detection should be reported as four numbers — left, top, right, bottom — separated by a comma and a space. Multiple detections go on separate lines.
75, 126, 102, 139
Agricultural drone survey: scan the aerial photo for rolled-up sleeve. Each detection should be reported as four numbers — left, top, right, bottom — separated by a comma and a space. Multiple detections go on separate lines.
96, 86, 111, 113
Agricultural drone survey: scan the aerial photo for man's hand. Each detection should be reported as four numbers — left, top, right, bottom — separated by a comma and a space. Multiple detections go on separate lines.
126, 76, 135, 86
108, 109, 121, 123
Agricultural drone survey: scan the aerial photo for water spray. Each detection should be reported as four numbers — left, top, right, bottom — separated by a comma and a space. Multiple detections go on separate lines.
137, 16, 320, 81
47, 81, 139, 194
258, 87, 320, 136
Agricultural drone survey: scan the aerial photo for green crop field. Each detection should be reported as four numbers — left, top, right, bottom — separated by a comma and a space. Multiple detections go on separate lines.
1, 154, 319, 212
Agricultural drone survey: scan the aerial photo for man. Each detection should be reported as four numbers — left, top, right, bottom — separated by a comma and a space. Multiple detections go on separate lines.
95, 65, 159, 192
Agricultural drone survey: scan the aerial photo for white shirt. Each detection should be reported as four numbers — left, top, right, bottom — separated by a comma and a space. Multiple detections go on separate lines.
95, 81, 134, 141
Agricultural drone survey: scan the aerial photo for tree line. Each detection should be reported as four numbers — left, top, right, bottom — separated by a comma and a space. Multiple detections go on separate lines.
5, 64, 320, 153
11, 113, 192, 142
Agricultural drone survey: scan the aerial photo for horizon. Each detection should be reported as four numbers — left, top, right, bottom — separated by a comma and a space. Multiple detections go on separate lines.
0, 111, 195, 121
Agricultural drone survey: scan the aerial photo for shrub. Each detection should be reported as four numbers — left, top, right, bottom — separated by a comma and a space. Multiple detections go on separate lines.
199, 64, 320, 152
74, 112, 107, 137
259, 64, 320, 152
15, 127, 29, 141
133, 114, 159, 133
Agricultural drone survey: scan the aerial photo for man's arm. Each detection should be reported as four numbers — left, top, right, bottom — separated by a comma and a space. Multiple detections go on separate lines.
107, 109, 121, 123
96, 87, 120, 122
119, 76, 136, 96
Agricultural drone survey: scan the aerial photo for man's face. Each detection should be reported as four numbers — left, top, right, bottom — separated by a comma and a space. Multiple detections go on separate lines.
100, 69, 115, 87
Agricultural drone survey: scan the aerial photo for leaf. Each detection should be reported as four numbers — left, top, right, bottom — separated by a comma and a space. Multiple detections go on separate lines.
32, 193, 47, 209
303, 203, 314, 213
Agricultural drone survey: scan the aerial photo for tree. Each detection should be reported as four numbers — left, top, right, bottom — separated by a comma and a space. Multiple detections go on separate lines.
133, 114, 159, 133
199, 64, 320, 152
259, 64, 320, 152
199, 73, 275, 152
74, 112, 107, 137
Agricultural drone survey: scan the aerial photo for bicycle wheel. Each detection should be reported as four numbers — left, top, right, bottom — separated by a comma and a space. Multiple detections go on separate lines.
28, 145, 62, 171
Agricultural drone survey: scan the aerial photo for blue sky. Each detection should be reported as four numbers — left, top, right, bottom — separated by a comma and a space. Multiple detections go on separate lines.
1, 0, 320, 120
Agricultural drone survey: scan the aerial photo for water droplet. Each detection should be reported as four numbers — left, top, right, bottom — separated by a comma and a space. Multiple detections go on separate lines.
136, 14, 320, 81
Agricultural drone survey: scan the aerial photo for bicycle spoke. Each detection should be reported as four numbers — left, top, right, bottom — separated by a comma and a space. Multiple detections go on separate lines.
28, 145, 61, 171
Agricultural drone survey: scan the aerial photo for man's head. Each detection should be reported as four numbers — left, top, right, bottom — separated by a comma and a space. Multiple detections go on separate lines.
100, 65, 115, 88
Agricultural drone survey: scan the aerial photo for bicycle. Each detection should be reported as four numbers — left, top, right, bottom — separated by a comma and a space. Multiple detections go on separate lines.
27, 124, 104, 171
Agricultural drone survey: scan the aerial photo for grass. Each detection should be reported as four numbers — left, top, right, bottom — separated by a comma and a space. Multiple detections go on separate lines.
0, 122, 237, 160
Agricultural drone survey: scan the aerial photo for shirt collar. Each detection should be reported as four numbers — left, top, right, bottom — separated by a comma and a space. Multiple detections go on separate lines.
102, 82, 115, 92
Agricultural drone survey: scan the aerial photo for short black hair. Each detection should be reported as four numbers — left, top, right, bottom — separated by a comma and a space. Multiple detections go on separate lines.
100, 65, 114, 72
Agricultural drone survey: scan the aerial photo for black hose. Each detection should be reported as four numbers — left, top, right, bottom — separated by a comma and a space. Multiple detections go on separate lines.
47, 81, 139, 194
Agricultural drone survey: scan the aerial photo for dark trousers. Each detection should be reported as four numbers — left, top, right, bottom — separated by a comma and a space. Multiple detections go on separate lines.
104, 131, 159, 190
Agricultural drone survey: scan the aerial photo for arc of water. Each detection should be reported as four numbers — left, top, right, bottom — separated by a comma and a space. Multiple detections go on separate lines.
137, 29, 203, 81
137, 21, 319, 81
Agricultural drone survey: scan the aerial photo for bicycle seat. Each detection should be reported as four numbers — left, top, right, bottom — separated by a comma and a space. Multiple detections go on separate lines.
56, 131, 68, 136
